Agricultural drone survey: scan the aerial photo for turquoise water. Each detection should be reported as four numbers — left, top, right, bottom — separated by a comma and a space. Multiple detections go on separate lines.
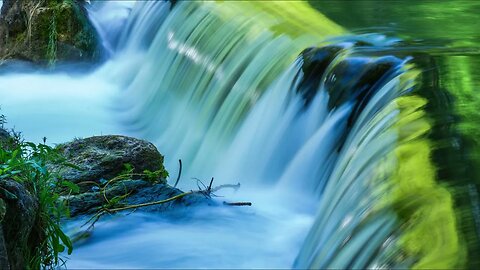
0, 1, 478, 268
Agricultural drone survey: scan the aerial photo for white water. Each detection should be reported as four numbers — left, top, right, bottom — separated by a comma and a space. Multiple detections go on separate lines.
86, 1, 137, 56
0, 2, 330, 268
67, 188, 317, 269
0, 1, 415, 268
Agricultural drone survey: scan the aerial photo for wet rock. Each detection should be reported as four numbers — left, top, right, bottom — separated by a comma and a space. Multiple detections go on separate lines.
297, 45, 345, 107
298, 45, 403, 125
64, 180, 210, 217
0, 179, 39, 270
54, 135, 211, 217
0, 0, 100, 66
53, 135, 165, 191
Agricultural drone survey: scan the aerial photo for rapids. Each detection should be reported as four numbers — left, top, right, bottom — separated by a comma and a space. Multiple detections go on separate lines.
0, 0, 478, 269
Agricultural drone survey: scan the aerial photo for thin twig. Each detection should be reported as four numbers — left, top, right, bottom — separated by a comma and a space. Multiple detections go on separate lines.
101, 173, 145, 204
106, 191, 195, 213
173, 159, 182, 188
193, 177, 207, 190
223, 201, 252, 206
207, 177, 214, 192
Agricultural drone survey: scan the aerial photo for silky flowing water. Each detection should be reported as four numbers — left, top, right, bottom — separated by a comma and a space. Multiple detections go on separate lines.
0, 1, 479, 269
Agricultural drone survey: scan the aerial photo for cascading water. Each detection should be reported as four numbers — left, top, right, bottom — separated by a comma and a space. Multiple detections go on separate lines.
0, 0, 478, 268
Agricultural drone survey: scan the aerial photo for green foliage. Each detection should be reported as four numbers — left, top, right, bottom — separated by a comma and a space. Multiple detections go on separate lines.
120, 163, 169, 184
46, 11, 58, 66
0, 114, 6, 129
0, 134, 77, 269
98, 163, 169, 209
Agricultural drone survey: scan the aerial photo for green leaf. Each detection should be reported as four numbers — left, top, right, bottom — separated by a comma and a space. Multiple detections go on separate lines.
61, 180, 80, 194
57, 228, 73, 255
55, 243, 65, 253
0, 186, 18, 200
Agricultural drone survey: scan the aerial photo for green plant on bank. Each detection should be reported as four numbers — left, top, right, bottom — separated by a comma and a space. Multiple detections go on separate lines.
0, 133, 78, 269
46, 12, 58, 67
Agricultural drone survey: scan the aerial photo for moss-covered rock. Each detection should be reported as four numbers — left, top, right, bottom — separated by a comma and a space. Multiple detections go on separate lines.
0, 0, 100, 66
53, 135, 166, 191
53, 135, 211, 217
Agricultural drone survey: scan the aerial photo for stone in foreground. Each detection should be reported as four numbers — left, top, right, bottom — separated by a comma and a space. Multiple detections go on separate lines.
54, 135, 211, 217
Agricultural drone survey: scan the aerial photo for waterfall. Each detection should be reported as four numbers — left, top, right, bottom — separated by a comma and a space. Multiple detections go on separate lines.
0, 0, 472, 268
108, 1, 464, 268
111, 1, 344, 183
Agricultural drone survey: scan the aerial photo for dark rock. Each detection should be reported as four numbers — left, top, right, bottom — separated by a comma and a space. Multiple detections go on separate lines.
54, 135, 212, 217
0, 223, 10, 270
0, 0, 100, 66
297, 44, 403, 126
64, 180, 211, 217
297, 45, 345, 107
0, 128, 16, 150
0, 179, 39, 270
53, 135, 165, 191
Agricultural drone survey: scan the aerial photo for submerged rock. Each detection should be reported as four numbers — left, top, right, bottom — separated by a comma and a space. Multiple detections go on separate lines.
0, 0, 100, 66
0, 179, 39, 270
54, 135, 211, 217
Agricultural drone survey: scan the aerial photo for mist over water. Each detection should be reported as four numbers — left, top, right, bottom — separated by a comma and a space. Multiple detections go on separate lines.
0, 72, 119, 144
67, 187, 317, 269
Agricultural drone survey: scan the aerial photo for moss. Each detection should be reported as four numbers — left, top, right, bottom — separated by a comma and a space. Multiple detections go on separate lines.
46, 12, 57, 66
0, 0, 99, 65
14, 31, 26, 44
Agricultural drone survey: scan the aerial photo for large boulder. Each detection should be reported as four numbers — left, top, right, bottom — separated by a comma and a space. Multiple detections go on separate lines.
0, 0, 100, 66
54, 135, 165, 190
53, 135, 211, 216
0, 179, 39, 270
